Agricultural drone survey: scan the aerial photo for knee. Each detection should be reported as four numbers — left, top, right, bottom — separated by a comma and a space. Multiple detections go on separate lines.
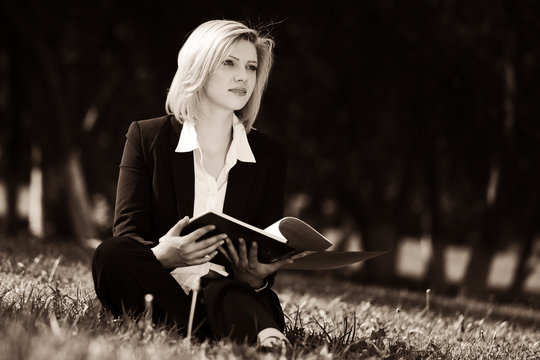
93, 236, 144, 271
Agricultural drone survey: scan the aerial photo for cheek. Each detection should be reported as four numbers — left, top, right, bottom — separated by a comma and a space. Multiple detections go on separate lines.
249, 74, 257, 91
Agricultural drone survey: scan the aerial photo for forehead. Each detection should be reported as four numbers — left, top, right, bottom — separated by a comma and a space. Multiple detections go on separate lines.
228, 40, 257, 61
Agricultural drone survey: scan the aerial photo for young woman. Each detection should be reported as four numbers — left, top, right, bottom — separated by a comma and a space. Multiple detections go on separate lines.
92, 20, 292, 348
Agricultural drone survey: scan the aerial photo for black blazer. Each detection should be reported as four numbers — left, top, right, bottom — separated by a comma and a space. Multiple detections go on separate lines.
113, 115, 288, 248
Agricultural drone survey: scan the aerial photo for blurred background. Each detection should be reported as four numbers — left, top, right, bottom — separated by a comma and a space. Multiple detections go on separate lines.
1, 0, 539, 303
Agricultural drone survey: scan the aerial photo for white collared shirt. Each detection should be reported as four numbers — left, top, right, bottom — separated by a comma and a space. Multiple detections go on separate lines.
169, 115, 256, 294
175, 115, 256, 217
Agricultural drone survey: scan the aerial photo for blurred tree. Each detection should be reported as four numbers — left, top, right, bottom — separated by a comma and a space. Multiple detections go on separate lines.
0, 33, 31, 236
1, 0, 539, 299
3, 0, 96, 241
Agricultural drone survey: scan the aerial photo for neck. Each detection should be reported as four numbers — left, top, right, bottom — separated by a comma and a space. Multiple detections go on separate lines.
196, 110, 234, 155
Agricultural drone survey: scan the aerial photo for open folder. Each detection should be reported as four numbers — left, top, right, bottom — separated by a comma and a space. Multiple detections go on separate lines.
180, 211, 388, 270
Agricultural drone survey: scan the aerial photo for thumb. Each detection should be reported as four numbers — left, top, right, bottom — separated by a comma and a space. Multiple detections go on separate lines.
270, 257, 294, 272
166, 216, 190, 236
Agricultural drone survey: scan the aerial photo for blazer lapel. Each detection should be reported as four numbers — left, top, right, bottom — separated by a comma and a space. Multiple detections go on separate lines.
169, 117, 195, 218
223, 161, 257, 220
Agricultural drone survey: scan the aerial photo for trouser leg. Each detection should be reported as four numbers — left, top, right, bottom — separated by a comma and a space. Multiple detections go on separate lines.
91, 236, 205, 334
203, 280, 285, 344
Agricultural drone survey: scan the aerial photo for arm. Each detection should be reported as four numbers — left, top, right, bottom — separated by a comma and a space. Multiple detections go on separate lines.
113, 121, 155, 245
113, 121, 226, 268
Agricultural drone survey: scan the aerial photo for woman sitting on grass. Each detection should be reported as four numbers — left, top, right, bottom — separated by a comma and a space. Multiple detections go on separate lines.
92, 19, 292, 350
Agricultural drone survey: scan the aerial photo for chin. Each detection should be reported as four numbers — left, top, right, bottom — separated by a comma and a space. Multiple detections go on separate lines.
229, 102, 249, 111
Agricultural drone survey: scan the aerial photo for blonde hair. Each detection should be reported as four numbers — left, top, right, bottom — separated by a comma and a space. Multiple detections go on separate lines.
165, 20, 275, 132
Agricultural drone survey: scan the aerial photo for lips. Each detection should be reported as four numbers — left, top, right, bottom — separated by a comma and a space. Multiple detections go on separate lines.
229, 88, 247, 96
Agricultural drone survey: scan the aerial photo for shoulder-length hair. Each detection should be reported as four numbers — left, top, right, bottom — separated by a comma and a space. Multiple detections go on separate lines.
165, 20, 274, 132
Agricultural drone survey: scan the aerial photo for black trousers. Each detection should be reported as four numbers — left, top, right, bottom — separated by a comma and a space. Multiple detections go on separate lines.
92, 236, 285, 344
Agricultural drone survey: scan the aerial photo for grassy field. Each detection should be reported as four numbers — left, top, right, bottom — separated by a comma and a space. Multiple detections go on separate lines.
0, 236, 539, 359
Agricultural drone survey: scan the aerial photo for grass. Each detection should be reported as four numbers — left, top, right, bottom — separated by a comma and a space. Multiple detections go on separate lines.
0, 236, 539, 359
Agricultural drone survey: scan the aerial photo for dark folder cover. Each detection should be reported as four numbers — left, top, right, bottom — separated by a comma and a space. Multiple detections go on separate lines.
181, 211, 387, 269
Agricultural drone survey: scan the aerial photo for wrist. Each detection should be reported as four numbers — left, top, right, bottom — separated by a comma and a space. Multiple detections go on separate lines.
248, 278, 266, 291
151, 243, 170, 269
246, 277, 263, 288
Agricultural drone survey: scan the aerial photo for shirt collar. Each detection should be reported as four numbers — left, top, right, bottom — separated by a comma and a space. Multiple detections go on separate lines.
175, 115, 256, 163
175, 119, 199, 152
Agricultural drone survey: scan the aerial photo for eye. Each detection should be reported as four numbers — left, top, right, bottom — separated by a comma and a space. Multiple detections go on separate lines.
223, 59, 234, 66
247, 65, 258, 72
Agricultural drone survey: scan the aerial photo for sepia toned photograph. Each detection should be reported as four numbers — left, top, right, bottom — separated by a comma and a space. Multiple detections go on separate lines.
1, 1, 539, 358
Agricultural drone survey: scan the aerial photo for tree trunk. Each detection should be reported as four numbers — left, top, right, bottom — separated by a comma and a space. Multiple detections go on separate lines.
360, 221, 398, 285
28, 144, 44, 237
463, 36, 517, 297
425, 154, 446, 293
510, 200, 539, 294
463, 177, 499, 297
1, 32, 30, 237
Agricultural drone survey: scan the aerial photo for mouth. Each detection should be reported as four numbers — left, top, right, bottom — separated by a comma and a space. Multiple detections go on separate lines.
229, 88, 247, 96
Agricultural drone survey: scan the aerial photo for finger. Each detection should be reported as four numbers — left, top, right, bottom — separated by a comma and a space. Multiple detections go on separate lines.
193, 233, 228, 250
165, 216, 190, 236
178, 229, 221, 256
267, 257, 295, 272
225, 238, 239, 264
248, 241, 259, 264
187, 251, 218, 265
185, 224, 217, 243
218, 246, 232, 263
189, 238, 226, 259
238, 238, 248, 266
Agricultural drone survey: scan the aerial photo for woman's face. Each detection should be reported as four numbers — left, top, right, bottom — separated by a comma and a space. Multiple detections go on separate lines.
204, 40, 258, 113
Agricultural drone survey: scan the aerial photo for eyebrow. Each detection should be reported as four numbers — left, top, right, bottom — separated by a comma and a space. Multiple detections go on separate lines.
229, 55, 258, 64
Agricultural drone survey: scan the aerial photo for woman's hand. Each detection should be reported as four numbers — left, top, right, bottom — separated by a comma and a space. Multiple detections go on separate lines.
219, 237, 294, 289
151, 216, 227, 269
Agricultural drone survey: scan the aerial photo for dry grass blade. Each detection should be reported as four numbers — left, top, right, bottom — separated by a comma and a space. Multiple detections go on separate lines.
1, 237, 539, 359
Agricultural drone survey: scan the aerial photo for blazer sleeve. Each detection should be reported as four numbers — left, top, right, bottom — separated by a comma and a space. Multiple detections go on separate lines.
112, 121, 155, 246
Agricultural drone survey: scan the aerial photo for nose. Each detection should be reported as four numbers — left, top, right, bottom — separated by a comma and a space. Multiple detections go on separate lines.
234, 69, 248, 83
